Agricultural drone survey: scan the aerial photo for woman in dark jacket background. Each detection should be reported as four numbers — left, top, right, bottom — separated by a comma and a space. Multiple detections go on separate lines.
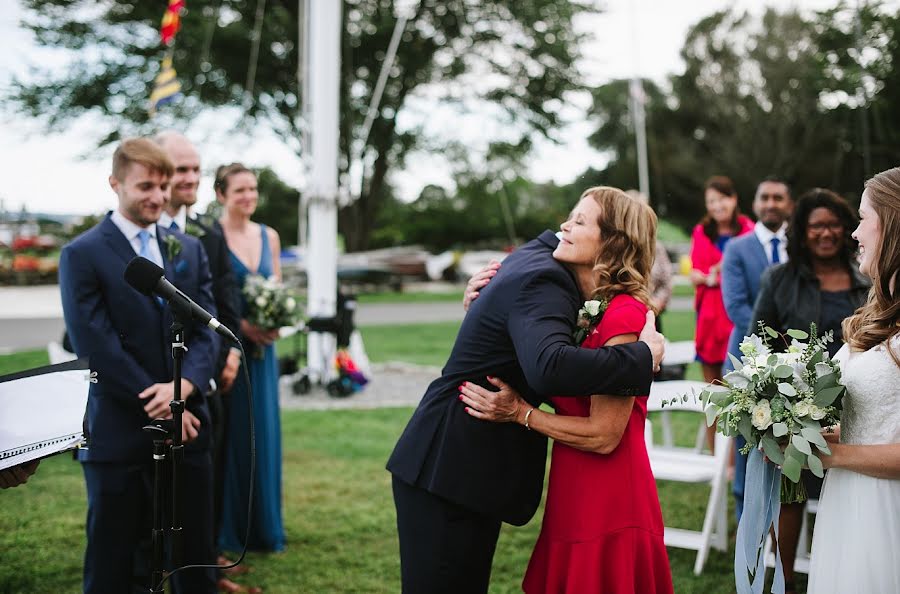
751, 188, 870, 594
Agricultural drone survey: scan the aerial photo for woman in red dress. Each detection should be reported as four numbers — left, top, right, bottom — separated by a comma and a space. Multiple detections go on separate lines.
459, 187, 673, 594
689, 176, 754, 383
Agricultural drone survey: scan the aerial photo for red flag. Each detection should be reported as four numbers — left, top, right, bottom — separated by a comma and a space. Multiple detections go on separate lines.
160, 0, 185, 46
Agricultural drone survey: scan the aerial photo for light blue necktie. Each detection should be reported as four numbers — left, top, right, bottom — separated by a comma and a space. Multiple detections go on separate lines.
138, 229, 153, 262
770, 237, 781, 264
138, 229, 164, 305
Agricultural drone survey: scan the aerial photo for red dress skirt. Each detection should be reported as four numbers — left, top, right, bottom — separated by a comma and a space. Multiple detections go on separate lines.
522, 295, 673, 594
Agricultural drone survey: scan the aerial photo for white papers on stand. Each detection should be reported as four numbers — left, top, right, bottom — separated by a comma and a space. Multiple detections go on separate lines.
0, 359, 90, 470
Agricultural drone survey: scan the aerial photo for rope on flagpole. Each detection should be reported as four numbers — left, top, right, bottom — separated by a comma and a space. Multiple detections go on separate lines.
243, 0, 268, 112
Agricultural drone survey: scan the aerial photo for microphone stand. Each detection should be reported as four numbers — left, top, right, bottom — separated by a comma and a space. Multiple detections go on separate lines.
143, 314, 188, 593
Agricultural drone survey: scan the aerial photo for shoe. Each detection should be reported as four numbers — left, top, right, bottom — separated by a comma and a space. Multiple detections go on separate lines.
217, 577, 263, 593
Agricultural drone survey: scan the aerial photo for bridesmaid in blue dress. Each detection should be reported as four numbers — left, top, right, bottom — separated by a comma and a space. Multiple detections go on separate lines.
215, 163, 286, 553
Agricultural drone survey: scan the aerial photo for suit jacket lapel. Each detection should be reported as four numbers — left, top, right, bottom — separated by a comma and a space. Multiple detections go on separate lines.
100, 214, 140, 268
750, 236, 769, 275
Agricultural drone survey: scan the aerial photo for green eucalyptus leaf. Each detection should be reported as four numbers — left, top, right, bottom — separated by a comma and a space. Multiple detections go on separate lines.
705, 405, 718, 427
800, 427, 827, 447
772, 422, 789, 437
782, 456, 802, 483
765, 326, 779, 338
791, 434, 812, 455
807, 452, 825, 478
728, 353, 744, 372
774, 365, 794, 378
761, 434, 785, 465
786, 329, 809, 340
813, 386, 844, 407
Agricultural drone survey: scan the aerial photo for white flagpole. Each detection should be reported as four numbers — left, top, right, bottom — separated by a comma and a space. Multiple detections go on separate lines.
305, 0, 342, 383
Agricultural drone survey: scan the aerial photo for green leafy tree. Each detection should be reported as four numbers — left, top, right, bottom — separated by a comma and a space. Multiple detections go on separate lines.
10, 0, 591, 250
584, 6, 900, 229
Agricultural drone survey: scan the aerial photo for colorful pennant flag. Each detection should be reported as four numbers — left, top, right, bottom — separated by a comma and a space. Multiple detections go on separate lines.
160, 0, 186, 46
148, 53, 182, 114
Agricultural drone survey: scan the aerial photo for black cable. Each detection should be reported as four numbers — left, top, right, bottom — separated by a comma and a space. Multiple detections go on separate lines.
154, 340, 256, 591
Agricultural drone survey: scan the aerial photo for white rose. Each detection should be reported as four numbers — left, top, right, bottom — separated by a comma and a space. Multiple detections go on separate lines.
255, 296, 267, 308
809, 405, 827, 420
583, 300, 602, 316
793, 401, 811, 418
285, 297, 296, 311
751, 399, 773, 430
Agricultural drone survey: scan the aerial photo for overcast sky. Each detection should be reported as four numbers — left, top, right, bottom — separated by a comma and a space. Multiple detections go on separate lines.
0, 0, 873, 217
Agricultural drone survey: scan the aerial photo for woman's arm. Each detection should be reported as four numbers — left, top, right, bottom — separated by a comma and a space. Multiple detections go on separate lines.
821, 441, 900, 479
460, 333, 638, 454
268, 226, 282, 281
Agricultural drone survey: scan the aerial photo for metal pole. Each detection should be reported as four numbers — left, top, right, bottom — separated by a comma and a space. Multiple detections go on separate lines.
627, 0, 650, 198
305, 0, 341, 383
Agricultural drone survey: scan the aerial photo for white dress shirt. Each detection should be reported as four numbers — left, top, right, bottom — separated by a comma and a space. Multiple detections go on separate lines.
158, 207, 188, 234
110, 210, 164, 267
753, 221, 788, 265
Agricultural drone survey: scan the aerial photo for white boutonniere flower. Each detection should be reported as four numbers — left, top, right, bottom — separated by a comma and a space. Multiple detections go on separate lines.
573, 298, 609, 344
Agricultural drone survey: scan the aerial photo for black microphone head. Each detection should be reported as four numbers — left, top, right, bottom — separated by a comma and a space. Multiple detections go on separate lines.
124, 256, 165, 296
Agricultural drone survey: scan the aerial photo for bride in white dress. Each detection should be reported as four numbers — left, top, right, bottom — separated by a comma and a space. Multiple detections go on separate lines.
808, 167, 900, 594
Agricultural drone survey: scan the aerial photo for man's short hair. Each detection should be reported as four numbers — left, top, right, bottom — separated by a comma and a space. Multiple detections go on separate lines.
757, 175, 792, 198
112, 137, 174, 181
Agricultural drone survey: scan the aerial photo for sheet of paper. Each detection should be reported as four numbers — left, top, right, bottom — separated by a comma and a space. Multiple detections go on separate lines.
0, 361, 90, 470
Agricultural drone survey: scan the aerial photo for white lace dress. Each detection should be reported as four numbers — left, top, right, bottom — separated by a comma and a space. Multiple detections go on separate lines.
807, 336, 900, 594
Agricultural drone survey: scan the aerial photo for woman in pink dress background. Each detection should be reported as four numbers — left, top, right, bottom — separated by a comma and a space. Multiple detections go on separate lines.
459, 187, 673, 594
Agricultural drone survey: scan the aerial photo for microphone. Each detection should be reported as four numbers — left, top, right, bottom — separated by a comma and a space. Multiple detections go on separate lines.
124, 256, 239, 343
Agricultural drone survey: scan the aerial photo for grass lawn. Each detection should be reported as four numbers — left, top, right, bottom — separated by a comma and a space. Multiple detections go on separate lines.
1, 407, 752, 594
0, 297, 766, 593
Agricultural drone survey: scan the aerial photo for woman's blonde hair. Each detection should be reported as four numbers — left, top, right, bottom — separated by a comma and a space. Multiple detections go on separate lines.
583, 186, 658, 312
842, 167, 900, 366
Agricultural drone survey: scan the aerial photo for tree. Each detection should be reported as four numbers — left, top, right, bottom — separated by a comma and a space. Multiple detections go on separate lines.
10, 0, 592, 250
584, 6, 900, 229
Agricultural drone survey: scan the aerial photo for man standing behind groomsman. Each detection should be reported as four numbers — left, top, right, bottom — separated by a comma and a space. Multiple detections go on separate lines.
153, 132, 252, 592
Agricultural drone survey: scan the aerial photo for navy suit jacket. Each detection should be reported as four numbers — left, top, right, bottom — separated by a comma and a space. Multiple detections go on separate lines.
59, 214, 219, 463
187, 215, 241, 376
387, 231, 654, 525
721, 231, 771, 371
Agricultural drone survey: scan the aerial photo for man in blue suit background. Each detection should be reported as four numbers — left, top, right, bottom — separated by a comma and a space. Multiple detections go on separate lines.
59, 138, 219, 593
721, 175, 793, 520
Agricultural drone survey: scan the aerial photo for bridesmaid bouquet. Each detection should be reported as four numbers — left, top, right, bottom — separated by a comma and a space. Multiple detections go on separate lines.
669, 323, 845, 501
243, 274, 302, 330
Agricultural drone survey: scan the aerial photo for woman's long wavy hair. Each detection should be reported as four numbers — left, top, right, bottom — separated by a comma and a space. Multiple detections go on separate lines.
842, 167, 900, 367
583, 186, 657, 312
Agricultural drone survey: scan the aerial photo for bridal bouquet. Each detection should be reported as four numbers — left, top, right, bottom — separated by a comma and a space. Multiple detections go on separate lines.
243, 274, 301, 330
688, 323, 845, 501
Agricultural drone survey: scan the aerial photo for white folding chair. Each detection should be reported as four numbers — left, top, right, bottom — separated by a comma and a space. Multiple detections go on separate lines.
647, 380, 731, 575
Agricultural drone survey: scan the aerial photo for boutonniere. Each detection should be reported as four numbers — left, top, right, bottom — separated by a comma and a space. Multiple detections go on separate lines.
573, 298, 609, 344
185, 220, 206, 238
163, 233, 182, 259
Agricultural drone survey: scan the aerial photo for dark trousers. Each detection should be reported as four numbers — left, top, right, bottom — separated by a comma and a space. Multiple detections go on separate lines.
209, 390, 228, 546
82, 455, 217, 594
392, 475, 502, 594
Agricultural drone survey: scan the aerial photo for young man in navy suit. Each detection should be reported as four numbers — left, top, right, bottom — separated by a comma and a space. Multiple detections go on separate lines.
387, 226, 666, 593
59, 138, 219, 593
